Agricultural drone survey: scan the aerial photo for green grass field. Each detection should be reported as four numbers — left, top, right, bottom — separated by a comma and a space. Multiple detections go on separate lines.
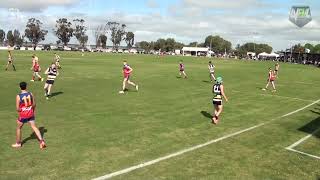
0, 50, 319, 180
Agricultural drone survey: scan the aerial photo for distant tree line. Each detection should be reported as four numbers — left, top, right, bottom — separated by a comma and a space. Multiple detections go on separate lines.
0, 17, 135, 50
291, 43, 320, 54
1, 17, 320, 55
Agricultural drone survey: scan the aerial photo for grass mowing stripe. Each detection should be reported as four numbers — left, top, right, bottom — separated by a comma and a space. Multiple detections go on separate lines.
93, 98, 320, 180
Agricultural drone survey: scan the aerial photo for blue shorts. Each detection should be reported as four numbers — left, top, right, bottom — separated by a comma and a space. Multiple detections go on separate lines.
18, 116, 35, 123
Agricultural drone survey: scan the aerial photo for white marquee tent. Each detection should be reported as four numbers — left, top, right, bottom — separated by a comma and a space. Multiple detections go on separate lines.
182, 47, 209, 56
258, 52, 279, 58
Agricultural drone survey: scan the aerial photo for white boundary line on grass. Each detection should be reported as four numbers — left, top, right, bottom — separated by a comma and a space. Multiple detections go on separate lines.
285, 128, 320, 160
93, 99, 320, 180
230, 90, 313, 102
286, 148, 320, 160
259, 93, 313, 102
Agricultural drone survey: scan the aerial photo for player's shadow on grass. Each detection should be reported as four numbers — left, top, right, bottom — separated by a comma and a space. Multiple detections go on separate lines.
298, 107, 320, 139
50, 91, 64, 97
21, 127, 47, 145
201, 111, 212, 120
202, 80, 211, 83
176, 76, 182, 79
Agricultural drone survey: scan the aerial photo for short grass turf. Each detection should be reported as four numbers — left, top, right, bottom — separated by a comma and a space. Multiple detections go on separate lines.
0, 50, 319, 180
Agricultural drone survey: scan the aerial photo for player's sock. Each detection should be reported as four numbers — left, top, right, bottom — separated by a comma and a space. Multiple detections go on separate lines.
13, 65, 16, 71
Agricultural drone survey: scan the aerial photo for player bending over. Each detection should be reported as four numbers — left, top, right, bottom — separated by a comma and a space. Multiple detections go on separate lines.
5, 51, 16, 71
212, 77, 228, 124
179, 60, 187, 78
44, 63, 59, 99
31, 55, 43, 82
119, 61, 138, 94
208, 61, 216, 82
54, 53, 61, 69
262, 67, 276, 92
12, 82, 46, 149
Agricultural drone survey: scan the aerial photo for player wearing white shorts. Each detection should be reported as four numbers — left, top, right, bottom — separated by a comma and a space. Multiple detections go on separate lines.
208, 61, 216, 82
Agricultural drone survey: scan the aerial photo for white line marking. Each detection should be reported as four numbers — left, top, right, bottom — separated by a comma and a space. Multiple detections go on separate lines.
285, 127, 320, 160
286, 148, 320, 160
231, 90, 314, 102
293, 81, 317, 86
259, 93, 313, 102
63, 57, 82, 59
281, 99, 320, 118
286, 134, 313, 149
93, 99, 320, 180
92, 124, 265, 180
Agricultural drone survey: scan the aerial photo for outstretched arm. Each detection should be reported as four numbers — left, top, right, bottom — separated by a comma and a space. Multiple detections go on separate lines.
220, 85, 228, 102
44, 68, 49, 74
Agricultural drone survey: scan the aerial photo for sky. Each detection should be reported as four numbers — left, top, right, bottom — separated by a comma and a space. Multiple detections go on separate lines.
0, 0, 319, 51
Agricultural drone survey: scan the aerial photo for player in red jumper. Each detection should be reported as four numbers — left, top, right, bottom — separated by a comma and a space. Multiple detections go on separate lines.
262, 67, 276, 92
12, 82, 46, 149
30, 55, 43, 82
119, 61, 138, 94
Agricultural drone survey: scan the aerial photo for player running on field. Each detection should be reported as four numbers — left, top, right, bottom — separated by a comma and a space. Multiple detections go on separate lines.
274, 63, 280, 76
5, 50, 16, 71
262, 67, 276, 92
31, 55, 43, 82
12, 82, 46, 149
119, 61, 138, 94
54, 53, 61, 69
44, 63, 59, 99
212, 77, 228, 124
208, 61, 216, 82
179, 60, 187, 78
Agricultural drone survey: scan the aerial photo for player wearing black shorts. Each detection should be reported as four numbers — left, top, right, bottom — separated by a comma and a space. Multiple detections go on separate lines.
5, 51, 16, 71
44, 63, 58, 99
212, 77, 228, 124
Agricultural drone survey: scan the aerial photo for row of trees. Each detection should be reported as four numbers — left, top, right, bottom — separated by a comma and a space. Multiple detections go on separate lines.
0, 29, 24, 47
3, 17, 320, 55
0, 18, 135, 50
235, 43, 273, 55
292, 43, 320, 54
54, 19, 135, 49
136, 38, 184, 52
136, 35, 273, 56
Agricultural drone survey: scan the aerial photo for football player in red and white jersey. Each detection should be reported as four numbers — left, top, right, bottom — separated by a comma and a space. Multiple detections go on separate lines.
119, 61, 139, 94
12, 82, 46, 149
262, 67, 276, 92
30, 55, 43, 82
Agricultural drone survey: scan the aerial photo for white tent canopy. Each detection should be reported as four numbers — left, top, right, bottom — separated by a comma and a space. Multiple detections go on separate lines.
258, 52, 279, 58
182, 47, 209, 56
269, 52, 279, 57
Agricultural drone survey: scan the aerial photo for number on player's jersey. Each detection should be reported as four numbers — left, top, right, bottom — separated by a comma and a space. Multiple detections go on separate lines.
214, 85, 220, 93
22, 95, 32, 107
